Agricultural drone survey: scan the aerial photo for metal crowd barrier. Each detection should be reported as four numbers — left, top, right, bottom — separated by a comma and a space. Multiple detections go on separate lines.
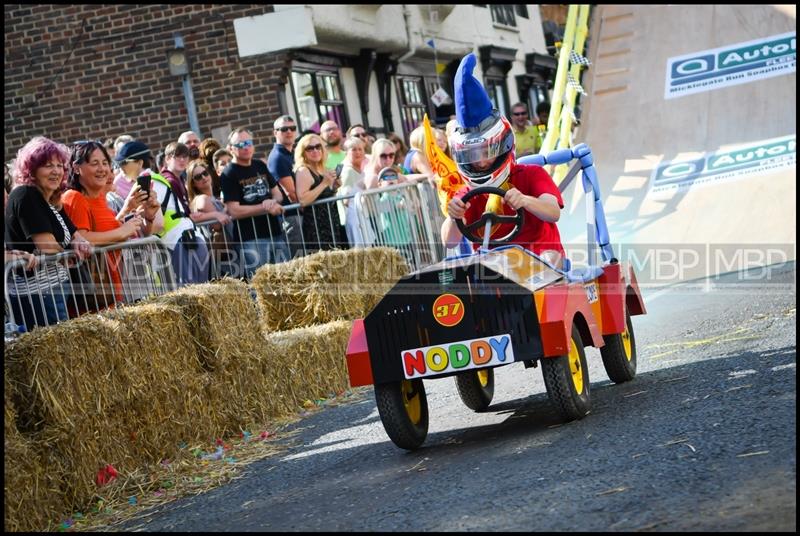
5, 181, 448, 335
195, 179, 448, 277
5, 236, 175, 335
353, 180, 447, 271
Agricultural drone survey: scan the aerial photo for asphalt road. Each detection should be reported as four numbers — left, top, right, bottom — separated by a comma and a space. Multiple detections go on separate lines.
114, 263, 796, 532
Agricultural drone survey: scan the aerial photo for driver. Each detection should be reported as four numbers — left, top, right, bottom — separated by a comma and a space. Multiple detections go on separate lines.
440, 53, 565, 269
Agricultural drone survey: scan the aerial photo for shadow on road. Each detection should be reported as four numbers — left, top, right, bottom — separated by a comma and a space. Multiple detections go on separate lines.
115, 342, 795, 531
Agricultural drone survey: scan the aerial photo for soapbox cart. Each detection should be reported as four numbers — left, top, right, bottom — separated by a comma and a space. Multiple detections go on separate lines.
345, 145, 647, 450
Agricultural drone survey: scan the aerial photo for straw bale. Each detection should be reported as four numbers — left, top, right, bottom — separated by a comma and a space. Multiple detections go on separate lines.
4, 368, 18, 437
143, 279, 280, 433
143, 278, 263, 372
4, 430, 67, 532
5, 366, 65, 532
4, 302, 215, 515
252, 247, 409, 332
263, 320, 353, 413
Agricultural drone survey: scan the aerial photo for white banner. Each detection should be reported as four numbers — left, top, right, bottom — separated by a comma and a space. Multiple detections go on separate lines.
665, 32, 795, 99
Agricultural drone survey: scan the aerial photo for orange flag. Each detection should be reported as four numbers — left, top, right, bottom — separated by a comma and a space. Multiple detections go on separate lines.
423, 114, 462, 216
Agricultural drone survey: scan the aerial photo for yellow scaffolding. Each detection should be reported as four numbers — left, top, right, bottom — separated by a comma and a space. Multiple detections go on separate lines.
539, 4, 591, 185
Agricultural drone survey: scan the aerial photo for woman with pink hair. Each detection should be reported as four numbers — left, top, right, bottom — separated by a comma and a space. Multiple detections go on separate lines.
5, 136, 92, 330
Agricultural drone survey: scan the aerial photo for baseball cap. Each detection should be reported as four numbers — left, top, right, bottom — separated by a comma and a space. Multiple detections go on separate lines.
114, 140, 151, 163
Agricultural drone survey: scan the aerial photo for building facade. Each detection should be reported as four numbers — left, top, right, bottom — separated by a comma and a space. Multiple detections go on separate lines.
4, 4, 560, 162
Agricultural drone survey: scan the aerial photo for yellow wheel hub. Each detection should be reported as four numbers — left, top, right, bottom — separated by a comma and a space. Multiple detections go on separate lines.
401, 380, 422, 424
477, 369, 489, 387
568, 340, 584, 393
621, 325, 632, 361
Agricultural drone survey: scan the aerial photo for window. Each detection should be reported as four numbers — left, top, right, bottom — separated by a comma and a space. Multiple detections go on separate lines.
485, 77, 509, 118
490, 5, 517, 28
528, 84, 548, 120
290, 68, 347, 133
397, 76, 428, 140
426, 78, 455, 128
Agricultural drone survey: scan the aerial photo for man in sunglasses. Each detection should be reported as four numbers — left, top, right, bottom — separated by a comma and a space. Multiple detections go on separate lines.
220, 127, 289, 278
267, 115, 303, 255
510, 102, 540, 158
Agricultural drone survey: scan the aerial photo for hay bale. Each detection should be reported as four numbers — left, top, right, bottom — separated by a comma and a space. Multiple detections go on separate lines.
4, 302, 213, 514
144, 278, 262, 372
263, 320, 353, 414
252, 247, 409, 332
144, 279, 279, 433
5, 366, 66, 532
4, 368, 18, 438
4, 430, 66, 532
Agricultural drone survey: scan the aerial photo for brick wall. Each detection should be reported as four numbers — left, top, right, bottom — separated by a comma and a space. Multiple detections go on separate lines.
4, 4, 291, 163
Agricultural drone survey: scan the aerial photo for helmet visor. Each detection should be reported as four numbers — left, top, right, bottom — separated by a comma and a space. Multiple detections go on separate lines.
451, 119, 513, 160
450, 118, 514, 178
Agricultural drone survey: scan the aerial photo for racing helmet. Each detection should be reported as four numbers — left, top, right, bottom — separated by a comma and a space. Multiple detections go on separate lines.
450, 53, 516, 188
449, 111, 515, 188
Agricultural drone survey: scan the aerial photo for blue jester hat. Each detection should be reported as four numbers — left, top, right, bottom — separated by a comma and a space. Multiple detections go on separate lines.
454, 53, 494, 129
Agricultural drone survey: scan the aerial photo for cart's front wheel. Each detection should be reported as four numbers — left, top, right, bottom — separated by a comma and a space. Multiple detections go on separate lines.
375, 378, 429, 450
542, 324, 591, 421
600, 311, 637, 383
455, 368, 495, 411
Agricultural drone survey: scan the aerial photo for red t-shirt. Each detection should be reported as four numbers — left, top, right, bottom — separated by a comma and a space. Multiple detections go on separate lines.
457, 163, 565, 256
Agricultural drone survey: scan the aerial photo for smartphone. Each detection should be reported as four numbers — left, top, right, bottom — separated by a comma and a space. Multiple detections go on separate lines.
136, 174, 151, 193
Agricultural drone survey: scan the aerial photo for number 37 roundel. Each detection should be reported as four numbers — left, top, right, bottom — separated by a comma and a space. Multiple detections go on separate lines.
432, 294, 465, 327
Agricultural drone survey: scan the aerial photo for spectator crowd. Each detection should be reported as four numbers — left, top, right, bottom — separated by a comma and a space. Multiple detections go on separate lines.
5, 108, 549, 333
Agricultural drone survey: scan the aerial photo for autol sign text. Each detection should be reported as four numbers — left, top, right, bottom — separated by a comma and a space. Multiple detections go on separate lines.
665, 32, 795, 99
650, 134, 796, 196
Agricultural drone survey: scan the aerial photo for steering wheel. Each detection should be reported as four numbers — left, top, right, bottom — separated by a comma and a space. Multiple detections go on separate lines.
454, 186, 524, 245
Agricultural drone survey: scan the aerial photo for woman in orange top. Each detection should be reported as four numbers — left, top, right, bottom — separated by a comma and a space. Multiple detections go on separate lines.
62, 141, 160, 309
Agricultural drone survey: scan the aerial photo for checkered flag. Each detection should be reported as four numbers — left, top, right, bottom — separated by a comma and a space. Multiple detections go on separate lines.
567, 74, 588, 96
569, 50, 591, 66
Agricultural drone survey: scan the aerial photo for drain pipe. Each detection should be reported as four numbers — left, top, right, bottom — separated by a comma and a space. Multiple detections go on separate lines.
397, 5, 417, 63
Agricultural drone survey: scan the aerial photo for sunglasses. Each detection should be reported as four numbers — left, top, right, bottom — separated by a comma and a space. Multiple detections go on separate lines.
512, 112, 528, 116
379, 152, 396, 159
277, 125, 297, 133
353, 132, 368, 138
305, 144, 323, 152
232, 139, 254, 149
192, 169, 210, 180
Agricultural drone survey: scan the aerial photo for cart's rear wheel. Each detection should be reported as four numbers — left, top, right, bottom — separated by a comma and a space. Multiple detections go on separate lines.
455, 368, 495, 411
542, 324, 591, 421
600, 311, 637, 383
374, 378, 429, 450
